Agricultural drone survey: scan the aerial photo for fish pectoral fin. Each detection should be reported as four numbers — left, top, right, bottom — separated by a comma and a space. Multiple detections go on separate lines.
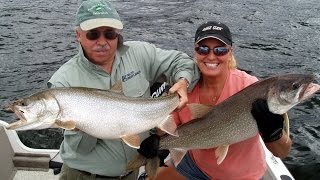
122, 134, 141, 149
169, 148, 187, 166
215, 145, 229, 165
54, 120, 76, 130
283, 113, 290, 143
187, 103, 212, 120
158, 115, 178, 137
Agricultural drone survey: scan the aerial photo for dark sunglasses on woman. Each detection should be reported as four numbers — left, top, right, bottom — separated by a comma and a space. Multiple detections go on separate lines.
195, 46, 230, 56
86, 30, 119, 41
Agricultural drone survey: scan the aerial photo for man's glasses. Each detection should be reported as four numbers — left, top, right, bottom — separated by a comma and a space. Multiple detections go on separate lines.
195, 46, 230, 56
86, 30, 119, 41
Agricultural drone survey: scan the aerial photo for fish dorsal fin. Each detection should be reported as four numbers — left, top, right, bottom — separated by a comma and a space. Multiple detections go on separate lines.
283, 113, 290, 143
215, 145, 229, 165
54, 120, 76, 130
122, 134, 141, 149
188, 104, 213, 119
170, 148, 188, 166
158, 115, 178, 137
110, 80, 123, 94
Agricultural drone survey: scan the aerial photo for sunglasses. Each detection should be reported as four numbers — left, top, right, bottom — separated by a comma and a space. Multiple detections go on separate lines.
195, 46, 230, 56
86, 30, 119, 41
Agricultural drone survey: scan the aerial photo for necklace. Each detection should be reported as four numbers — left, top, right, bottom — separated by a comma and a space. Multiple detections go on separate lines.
199, 89, 219, 105
199, 82, 223, 105
212, 96, 218, 102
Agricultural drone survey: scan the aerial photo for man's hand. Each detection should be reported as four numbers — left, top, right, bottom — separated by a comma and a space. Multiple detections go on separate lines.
251, 99, 284, 143
169, 78, 189, 109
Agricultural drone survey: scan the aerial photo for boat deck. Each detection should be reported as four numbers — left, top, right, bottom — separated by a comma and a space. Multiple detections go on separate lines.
14, 169, 58, 180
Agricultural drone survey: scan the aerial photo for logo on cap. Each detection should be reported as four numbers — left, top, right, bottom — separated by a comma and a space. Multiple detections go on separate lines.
88, 3, 112, 15
202, 25, 223, 32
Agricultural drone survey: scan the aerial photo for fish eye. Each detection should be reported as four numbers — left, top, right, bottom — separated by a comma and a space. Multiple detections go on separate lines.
19, 99, 30, 106
292, 82, 300, 90
20, 101, 26, 106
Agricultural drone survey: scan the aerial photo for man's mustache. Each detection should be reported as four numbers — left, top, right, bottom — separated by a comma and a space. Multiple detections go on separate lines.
93, 46, 109, 52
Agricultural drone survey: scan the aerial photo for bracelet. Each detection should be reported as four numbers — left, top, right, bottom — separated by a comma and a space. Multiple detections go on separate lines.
179, 77, 189, 88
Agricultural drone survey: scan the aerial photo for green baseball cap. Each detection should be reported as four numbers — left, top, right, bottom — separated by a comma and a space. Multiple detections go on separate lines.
75, 0, 123, 31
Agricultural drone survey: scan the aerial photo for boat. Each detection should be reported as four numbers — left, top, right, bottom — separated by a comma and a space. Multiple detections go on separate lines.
0, 120, 294, 180
0, 120, 62, 180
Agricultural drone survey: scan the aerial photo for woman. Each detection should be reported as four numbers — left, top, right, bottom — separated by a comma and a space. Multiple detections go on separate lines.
151, 21, 292, 180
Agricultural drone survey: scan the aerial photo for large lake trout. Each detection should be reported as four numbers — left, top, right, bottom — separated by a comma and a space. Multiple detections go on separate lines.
3, 84, 179, 148
128, 73, 320, 179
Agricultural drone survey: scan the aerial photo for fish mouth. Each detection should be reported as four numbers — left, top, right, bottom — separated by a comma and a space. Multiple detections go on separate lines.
2, 104, 14, 113
5, 105, 28, 130
299, 83, 320, 101
13, 106, 26, 121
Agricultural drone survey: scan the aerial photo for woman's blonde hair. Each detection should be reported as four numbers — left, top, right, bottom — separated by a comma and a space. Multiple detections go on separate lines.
229, 51, 237, 69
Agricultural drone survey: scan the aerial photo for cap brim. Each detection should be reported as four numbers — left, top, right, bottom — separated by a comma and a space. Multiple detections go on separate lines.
80, 18, 123, 31
195, 34, 231, 46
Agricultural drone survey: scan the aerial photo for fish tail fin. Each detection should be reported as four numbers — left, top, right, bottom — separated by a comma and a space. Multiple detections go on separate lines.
145, 157, 160, 180
127, 154, 147, 172
127, 154, 160, 180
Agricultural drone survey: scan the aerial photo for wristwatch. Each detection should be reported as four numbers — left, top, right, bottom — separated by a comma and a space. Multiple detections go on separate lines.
179, 77, 190, 87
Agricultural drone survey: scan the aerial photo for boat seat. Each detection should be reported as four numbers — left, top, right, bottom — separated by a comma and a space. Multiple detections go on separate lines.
13, 153, 50, 171
0, 124, 53, 180
0, 125, 16, 180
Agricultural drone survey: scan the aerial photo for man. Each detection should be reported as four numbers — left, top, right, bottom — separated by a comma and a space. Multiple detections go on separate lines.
47, 0, 199, 179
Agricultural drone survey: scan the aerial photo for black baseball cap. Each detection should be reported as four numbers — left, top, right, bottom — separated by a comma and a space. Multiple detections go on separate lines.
194, 21, 232, 46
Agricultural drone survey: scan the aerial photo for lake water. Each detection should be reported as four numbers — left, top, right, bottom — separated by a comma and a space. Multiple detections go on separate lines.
0, 0, 319, 179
